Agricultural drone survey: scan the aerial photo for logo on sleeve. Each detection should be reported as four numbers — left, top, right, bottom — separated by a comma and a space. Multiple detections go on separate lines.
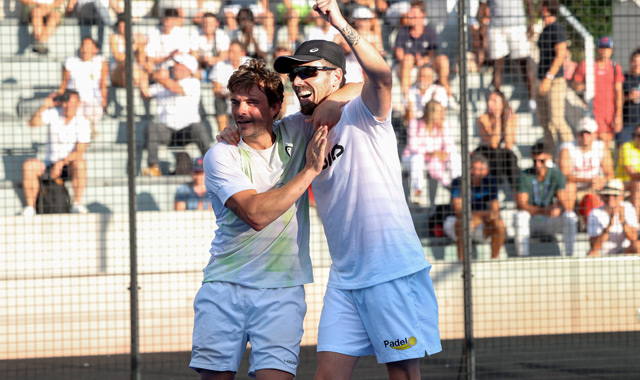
384, 337, 417, 351
285, 145, 292, 157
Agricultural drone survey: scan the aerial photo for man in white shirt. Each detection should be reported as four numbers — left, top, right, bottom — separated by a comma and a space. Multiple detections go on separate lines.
144, 8, 192, 71
210, 40, 249, 131
21, 90, 91, 216
140, 54, 211, 176
273, 0, 441, 378
403, 64, 448, 122
587, 179, 640, 255
191, 12, 230, 79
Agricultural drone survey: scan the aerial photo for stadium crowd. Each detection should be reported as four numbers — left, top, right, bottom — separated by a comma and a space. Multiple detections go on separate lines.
12, 0, 640, 258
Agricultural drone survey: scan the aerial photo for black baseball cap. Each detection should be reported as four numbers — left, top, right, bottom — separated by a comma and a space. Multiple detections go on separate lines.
274, 40, 346, 74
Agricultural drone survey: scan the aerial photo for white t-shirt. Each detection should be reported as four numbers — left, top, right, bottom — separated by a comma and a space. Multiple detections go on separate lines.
191, 29, 231, 60
310, 96, 429, 289
145, 26, 191, 69
559, 140, 606, 190
148, 77, 201, 130
304, 25, 339, 42
209, 57, 250, 95
404, 83, 448, 119
41, 108, 91, 163
63, 55, 105, 104
480, 0, 527, 28
231, 25, 269, 57
587, 202, 639, 254
203, 114, 315, 288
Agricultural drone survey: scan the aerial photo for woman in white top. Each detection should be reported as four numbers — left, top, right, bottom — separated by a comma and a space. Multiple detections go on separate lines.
402, 99, 461, 205
58, 37, 108, 127
109, 16, 148, 88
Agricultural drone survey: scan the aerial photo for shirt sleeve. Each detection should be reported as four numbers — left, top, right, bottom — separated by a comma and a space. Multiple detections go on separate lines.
573, 61, 586, 82
615, 63, 625, 83
450, 178, 461, 199
587, 209, 605, 237
624, 202, 639, 228
75, 116, 92, 144
174, 184, 190, 202
204, 144, 256, 207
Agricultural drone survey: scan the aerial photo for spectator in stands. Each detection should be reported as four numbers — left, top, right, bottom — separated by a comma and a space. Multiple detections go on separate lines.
401, 99, 461, 206
304, 10, 339, 42
536, 0, 573, 154
22, 90, 90, 216
109, 15, 148, 88
142, 8, 192, 71
571, 36, 625, 145
58, 37, 108, 130
477, 0, 536, 111
65, 0, 122, 50
157, 0, 221, 26
334, 6, 384, 84
273, 44, 301, 118
558, 117, 614, 226
20, 0, 65, 55
174, 157, 212, 211
444, 153, 506, 260
618, 48, 640, 146
191, 12, 230, 82
210, 40, 249, 131
514, 142, 577, 257
473, 90, 520, 190
615, 123, 640, 222
274, 7, 306, 53
140, 54, 211, 177
394, 1, 454, 108
231, 7, 269, 61
403, 64, 448, 123
587, 179, 640, 256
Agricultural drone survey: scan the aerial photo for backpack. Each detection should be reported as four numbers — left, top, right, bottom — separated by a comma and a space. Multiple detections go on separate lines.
428, 204, 453, 238
36, 178, 71, 214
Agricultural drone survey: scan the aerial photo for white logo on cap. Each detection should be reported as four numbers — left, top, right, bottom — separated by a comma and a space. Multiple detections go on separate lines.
310, 48, 319, 52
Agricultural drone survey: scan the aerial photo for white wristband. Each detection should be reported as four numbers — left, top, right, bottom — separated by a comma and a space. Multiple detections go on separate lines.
546, 72, 554, 80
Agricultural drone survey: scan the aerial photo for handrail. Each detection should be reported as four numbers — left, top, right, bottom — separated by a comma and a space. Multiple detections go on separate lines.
559, 5, 595, 114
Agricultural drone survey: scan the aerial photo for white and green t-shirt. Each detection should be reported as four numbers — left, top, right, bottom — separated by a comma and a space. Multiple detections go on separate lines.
202, 114, 314, 288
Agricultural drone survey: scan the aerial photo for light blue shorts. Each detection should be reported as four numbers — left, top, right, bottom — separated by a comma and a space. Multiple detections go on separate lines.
189, 282, 307, 377
317, 268, 442, 364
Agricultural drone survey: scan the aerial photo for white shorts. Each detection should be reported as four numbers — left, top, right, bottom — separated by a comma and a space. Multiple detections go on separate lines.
190, 282, 306, 377
487, 24, 530, 60
317, 268, 441, 364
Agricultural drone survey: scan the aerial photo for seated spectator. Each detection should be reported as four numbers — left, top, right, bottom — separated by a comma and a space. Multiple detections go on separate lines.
536, 0, 573, 154
571, 36, 624, 145
557, 117, 614, 224
65, 0, 121, 50
58, 37, 108, 129
615, 123, 640, 222
401, 99, 461, 206
191, 12, 230, 81
174, 157, 212, 211
304, 10, 339, 42
618, 48, 640, 146
274, 7, 305, 53
22, 91, 90, 217
210, 40, 249, 131
514, 142, 577, 257
334, 6, 385, 84
109, 15, 148, 88
394, 1, 453, 107
20, 0, 65, 55
142, 8, 192, 71
140, 54, 211, 176
473, 90, 519, 190
587, 179, 640, 256
444, 153, 506, 260
477, 0, 536, 111
157, 0, 221, 26
403, 64, 448, 123
230, 7, 269, 61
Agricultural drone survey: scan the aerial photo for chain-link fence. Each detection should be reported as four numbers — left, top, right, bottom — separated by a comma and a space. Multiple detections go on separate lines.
1, 0, 639, 379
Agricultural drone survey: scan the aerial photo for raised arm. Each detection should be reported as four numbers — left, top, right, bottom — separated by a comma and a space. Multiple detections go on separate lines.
314, 0, 392, 119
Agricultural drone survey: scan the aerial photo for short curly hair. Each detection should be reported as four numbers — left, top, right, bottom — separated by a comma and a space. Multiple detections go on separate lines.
227, 59, 284, 106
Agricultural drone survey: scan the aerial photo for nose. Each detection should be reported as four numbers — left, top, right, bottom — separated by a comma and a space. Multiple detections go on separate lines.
292, 74, 306, 87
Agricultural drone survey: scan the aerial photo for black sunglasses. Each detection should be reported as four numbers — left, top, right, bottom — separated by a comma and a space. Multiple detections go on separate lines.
288, 66, 336, 82
533, 158, 547, 164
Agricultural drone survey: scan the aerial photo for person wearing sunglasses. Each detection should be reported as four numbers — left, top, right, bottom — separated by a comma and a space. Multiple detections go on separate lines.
587, 179, 640, 256
273, 0, 442, 378
514, 141, 578, 257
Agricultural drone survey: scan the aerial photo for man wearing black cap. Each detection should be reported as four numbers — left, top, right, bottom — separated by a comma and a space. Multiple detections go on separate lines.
273, 0, 441, 378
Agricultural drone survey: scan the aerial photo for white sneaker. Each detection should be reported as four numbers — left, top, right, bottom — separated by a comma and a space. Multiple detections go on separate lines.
71, 203, 88, 214
22, 206, 36, 217
528, 99, 537, 111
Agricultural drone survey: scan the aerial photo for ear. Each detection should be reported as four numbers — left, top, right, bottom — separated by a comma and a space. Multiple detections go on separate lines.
332, 68, 343, 88
272, 102, 282, 118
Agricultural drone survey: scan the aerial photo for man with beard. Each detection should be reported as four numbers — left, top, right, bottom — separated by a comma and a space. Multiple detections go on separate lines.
514, 141, 577, 257
274, 0, 441, 378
